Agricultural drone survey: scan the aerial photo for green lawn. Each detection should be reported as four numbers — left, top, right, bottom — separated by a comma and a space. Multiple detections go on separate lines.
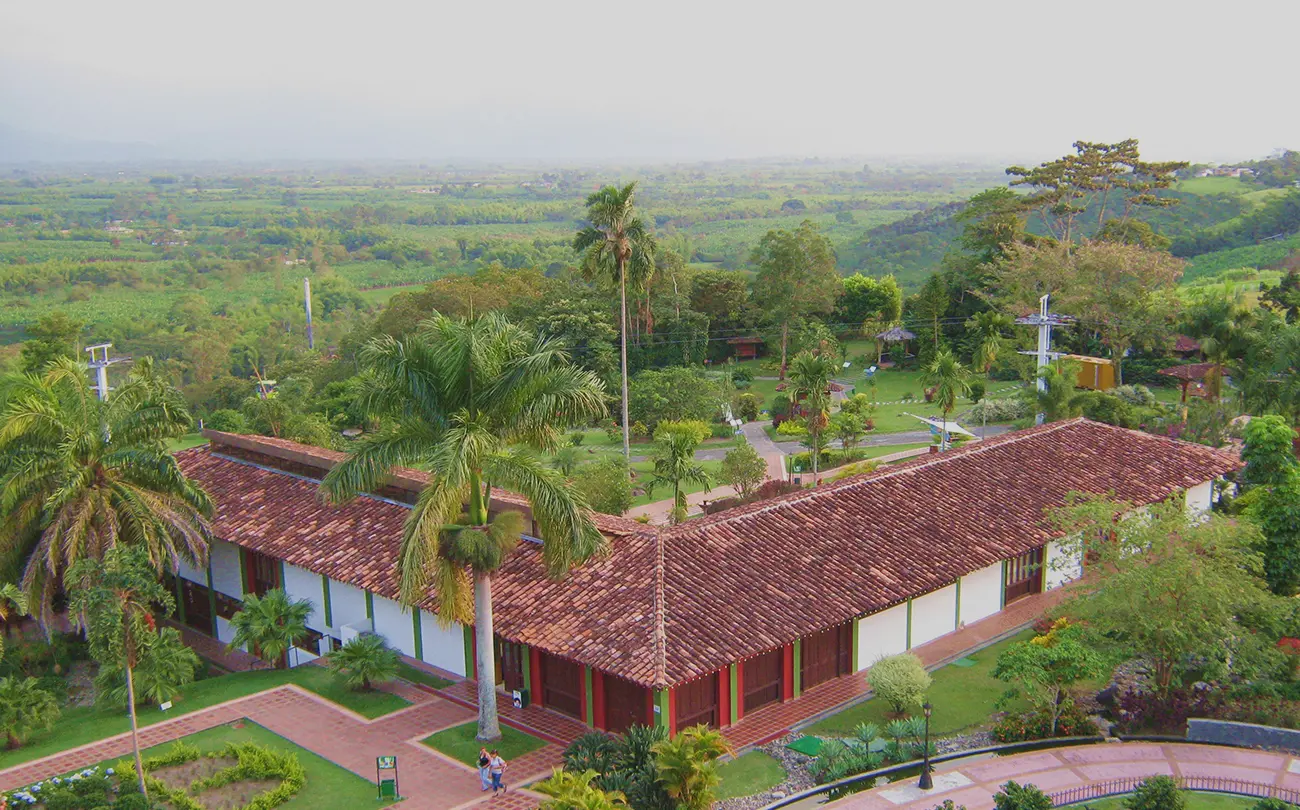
6, 720, 385, 809
166, 433, 209, 452
421, 722, 547, 770
630, 459, 724, 507
0, 665, 410, 769
805, 630, 1037, 737
1073, 794, 1258, 810
716, 750, 786, 800
396, 661, 454, 690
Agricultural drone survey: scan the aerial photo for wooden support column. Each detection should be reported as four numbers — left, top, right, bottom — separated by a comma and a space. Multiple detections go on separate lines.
792, 639, 803, 697
781, 644, 794, 701
718, 667, 731, 728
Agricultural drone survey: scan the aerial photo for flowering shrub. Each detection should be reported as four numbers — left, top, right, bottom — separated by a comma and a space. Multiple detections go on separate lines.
991, 705, 1095, 743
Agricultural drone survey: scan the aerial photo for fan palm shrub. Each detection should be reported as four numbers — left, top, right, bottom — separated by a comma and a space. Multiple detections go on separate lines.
327, 633, 399, 691
321, 311, 607, 741
0, 357, 213, 623
227, 588, 313, 669
0, 675, 60, 750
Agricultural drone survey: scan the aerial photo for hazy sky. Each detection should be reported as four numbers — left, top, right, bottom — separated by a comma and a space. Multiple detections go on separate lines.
2, 0, 1295, 163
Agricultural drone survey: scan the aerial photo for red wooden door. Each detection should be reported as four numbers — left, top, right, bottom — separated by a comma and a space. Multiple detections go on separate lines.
1004, 547, 1045, 605
604, 676, 650, 733
675, 673, 719, 730
540, 654, 584, 717
497, 640, 525, 692
801, 622, 852, 691
743, 649, 784, 713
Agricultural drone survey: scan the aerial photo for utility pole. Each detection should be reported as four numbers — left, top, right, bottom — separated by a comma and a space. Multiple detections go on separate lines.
85, 344, 128, 401
304, 277, 314, 350
1016, 294, 1073, 425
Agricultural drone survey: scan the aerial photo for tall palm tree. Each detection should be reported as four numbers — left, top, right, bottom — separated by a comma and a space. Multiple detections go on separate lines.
966, 311, 1015, 437
574, 183, 657, 460
789, 352, 837, 484
227, 588, 313, 669
921, 350, 972, 450
68, 546, 173, 799
646, 432, 712, 525
0, 357, 213, 623
320, 311, 607, 741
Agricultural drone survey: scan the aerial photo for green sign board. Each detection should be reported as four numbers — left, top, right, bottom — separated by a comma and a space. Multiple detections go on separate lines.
375, 756, 399, 800
377, 756, 397, 770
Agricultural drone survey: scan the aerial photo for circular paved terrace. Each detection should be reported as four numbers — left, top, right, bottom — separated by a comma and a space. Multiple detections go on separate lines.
821, 743, 1300, 810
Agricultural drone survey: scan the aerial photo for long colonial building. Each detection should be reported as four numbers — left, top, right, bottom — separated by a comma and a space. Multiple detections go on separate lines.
170, 418, 1237, 735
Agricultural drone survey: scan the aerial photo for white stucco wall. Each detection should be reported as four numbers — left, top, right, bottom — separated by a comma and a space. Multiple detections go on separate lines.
958, 563, 1002, 625
1045, 539, 1082, 590
281, 564, 326, 633
1185, 480, 1213, 516
176, 556, 207, 585
371, 594, 417, 658
215, 616, 240, 646
855, 602, 909, 669
910, 584, 957, 648
288, 643, 321, 668
420, 611, 467, 676
210, 539, 244, 597
326, 579, 368, 632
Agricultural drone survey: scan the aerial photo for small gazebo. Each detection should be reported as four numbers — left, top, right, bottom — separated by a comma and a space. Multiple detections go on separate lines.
1157, 362, 1217, 403
873, 326, 916, 364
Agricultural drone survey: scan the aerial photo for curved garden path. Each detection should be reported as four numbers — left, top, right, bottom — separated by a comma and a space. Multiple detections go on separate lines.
0, 683, 555, 810
822, 742, 1300, 810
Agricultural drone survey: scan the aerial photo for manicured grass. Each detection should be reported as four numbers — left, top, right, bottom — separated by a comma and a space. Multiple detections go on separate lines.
1074, 794, 1257, 810
716, 750, 787, 800
396, 661, 454, 690
804, 630, 1037, 737
421, 722, 547, 769
6, 720, 385, 809
0, 665, 410, 769
166, 433, 208, 452
146, 720, 386, 809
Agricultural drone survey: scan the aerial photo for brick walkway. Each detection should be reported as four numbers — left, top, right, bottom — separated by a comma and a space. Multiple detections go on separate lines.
825, 743, 1300, 810
0, 684, 556, 810
722, 587, 1068, 749
430, 680, 592, 746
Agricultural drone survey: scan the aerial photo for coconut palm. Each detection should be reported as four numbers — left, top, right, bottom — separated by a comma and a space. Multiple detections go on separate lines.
68, 546, 173, 797
320, 311, 607, 741
921, 350, 972, 450
651, 725, 733, 810
788, 352, 837, 483
645, 432, 712, 526
328, 633, 399, 691
0, 357, 213, 623
574, 183, 657, 460
0, 675, 60, 750
227, 588, 313, 669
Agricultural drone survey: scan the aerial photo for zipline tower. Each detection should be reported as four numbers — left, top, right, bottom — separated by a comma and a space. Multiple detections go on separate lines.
1015, 294, 1074, 425
85, 343, 129, 401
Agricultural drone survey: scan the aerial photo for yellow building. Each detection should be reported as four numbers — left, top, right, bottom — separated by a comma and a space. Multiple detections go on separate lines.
1064, 355, 1116, 391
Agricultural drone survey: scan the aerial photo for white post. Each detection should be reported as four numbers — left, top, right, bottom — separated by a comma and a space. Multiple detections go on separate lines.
1035, 294, 1051, 426
304, 278, 314, 350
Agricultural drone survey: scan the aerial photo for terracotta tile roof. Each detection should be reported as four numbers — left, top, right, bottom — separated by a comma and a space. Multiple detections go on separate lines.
177, 419, 1238, 688
1173, 335, 1202, 353
650, 418, 1240, 685
1158, 362, 1217, 382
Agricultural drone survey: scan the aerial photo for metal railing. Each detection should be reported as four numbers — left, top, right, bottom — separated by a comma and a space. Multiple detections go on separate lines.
1052, 776, 1300, 806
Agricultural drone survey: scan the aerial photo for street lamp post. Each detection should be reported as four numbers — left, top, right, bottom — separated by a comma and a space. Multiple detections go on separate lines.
918, 702, 933, 790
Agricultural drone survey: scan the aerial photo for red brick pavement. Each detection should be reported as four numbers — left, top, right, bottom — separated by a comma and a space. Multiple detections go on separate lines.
430, 680, 592, 746
721, 587, 1068, 749
0, 684, 553, 810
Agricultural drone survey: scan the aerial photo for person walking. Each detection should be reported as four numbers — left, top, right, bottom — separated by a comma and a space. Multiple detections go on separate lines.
489, 749, 508, 794
477, 747, 491, 792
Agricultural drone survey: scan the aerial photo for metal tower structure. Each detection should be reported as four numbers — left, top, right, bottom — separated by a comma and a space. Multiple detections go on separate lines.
85, 344, 129, 401
1015, 294, 1074, 425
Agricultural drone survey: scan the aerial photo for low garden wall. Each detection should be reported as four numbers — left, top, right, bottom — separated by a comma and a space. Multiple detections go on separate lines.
1187, 718, 1300, 749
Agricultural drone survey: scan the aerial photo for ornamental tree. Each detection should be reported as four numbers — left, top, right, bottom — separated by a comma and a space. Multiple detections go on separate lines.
1048, 494, 1272, 692
992, 622, 1104, 735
